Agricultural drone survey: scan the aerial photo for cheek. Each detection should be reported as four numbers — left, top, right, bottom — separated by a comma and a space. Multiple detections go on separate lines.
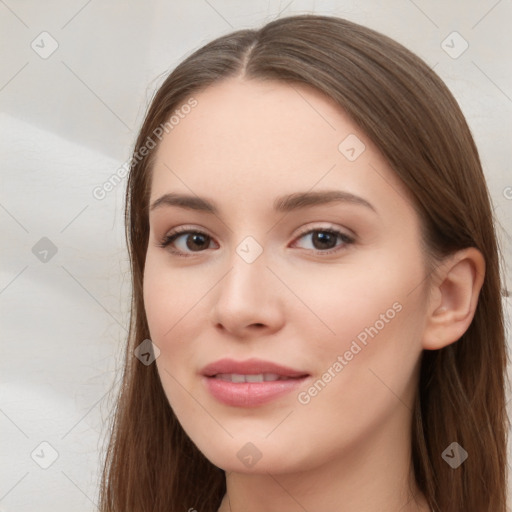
293, 252, 427, 417
143, 256, 205, 410
290, 256, 428, 418
142, 251, 221, 409
288, 252, 425, 348
142, 251, 208, 343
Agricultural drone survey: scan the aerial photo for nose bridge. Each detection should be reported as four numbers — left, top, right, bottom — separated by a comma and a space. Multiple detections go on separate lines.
212, 235, 283, 333
220, 238, 270, 308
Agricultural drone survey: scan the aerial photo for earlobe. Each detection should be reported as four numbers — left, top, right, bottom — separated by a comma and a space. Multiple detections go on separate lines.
422, 247, 485, 350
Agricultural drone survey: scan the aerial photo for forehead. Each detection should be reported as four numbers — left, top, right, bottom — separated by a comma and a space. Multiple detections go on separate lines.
149, 77, 412, 219
157, 77, 356, 165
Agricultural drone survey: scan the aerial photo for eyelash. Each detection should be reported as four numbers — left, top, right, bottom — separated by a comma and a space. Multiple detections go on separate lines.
157, 225, 355, 258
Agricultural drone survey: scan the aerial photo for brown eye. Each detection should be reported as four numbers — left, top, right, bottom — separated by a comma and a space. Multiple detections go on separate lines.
159, 230, 215, 256
293, 228, 354, 254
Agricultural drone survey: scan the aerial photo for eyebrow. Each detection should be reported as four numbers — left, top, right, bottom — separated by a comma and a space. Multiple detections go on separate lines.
149, 190, 377, 214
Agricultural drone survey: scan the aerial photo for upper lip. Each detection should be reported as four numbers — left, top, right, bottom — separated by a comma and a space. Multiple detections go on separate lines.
200, 358, 309, 378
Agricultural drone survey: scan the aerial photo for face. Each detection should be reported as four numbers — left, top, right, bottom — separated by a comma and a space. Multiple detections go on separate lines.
143, 77, 430, 475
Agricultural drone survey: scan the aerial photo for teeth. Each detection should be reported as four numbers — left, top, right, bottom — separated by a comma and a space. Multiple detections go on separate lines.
246, 374, 264, 383
215, 373, 287, 383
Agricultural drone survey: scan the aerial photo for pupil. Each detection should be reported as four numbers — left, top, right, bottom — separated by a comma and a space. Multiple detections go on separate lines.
187, 234, 208, 251
313, 231, 335, 250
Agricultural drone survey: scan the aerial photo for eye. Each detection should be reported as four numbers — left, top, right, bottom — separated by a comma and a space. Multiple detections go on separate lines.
157, 225, 355, 257
292, 227, 354, 255
157, 227, 216, 257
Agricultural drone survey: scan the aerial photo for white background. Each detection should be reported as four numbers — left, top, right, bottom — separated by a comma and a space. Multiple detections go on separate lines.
1, 1, 511, 510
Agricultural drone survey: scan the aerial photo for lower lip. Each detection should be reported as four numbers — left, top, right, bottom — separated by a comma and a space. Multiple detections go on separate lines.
202, 376, 309, 407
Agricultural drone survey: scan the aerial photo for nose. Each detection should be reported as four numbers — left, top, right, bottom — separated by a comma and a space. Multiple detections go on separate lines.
211, 246, 285, 338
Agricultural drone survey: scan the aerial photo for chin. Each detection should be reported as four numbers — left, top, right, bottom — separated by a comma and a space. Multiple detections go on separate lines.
192, 436, 307, 475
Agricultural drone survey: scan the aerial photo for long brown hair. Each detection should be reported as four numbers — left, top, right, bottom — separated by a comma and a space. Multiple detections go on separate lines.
98, 14, 509, 512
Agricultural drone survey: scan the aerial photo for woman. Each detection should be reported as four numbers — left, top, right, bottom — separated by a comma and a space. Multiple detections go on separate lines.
98, 14, 508, 512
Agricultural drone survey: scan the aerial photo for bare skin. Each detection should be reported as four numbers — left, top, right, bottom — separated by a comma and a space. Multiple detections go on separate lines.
143, 77, 484, 512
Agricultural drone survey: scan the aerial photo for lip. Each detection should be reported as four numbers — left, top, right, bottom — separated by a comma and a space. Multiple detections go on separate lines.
200, 357, 310, 407
200, 357, 308, 378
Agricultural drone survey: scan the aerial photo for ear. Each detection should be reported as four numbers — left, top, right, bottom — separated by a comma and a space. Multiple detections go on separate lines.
422, 247, 485, 350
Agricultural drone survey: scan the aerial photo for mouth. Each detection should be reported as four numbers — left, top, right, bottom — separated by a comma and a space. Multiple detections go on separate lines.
200, 358, 310, 407
200, 357, 308, 379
